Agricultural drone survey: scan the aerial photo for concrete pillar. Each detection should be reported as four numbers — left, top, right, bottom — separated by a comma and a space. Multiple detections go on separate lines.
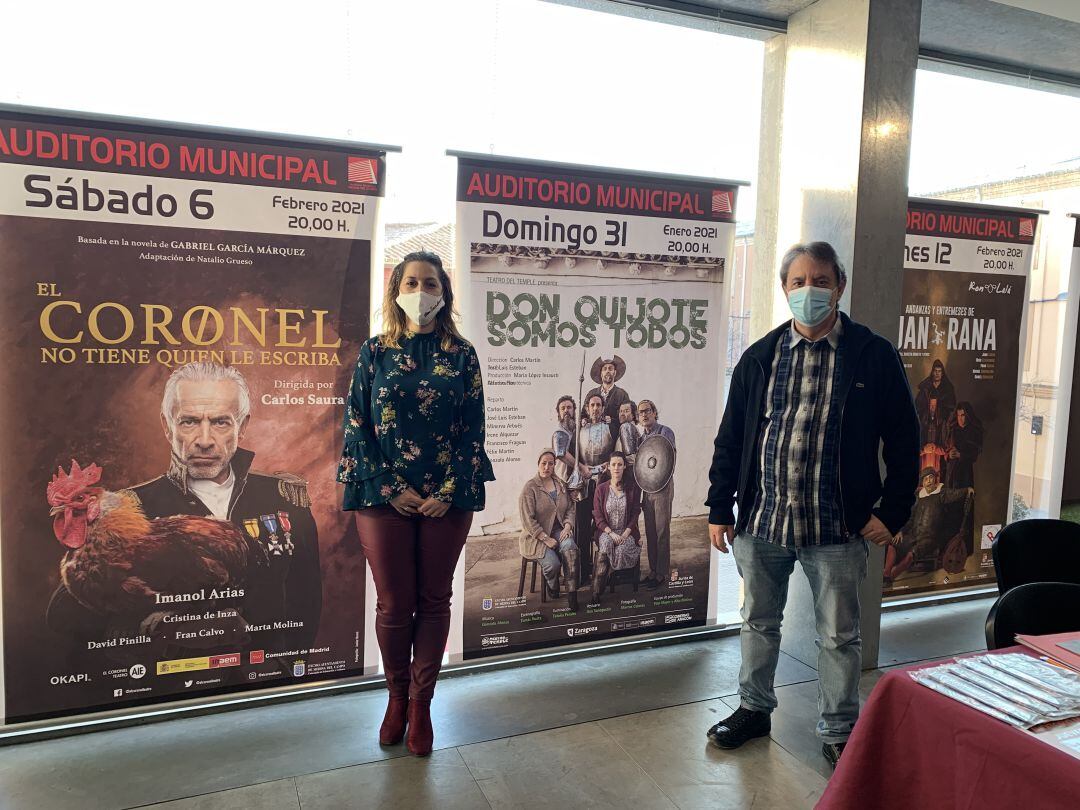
751, 0, 922, 669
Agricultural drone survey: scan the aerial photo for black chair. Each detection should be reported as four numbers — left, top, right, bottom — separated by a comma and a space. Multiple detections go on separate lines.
984, 581, 1080, 650
607, 562, 641, 594
517, 557, 550, 603
992, 519, 1080, 595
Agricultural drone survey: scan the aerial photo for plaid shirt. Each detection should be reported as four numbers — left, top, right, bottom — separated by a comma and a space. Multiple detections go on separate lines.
746, 317, 846, 547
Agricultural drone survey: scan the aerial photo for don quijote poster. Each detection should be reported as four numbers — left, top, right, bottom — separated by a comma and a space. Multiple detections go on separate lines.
452, 155, 742, 660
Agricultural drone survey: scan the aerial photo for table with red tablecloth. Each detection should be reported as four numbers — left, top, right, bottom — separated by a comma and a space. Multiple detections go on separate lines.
817, 647, 1080, 810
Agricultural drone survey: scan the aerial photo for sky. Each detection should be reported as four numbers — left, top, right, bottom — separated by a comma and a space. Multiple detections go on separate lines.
2, 0, 1079, 225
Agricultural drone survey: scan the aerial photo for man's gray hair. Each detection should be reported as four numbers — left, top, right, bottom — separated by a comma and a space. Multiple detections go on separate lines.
161, 362, 251, 426
779, 242, 847, 287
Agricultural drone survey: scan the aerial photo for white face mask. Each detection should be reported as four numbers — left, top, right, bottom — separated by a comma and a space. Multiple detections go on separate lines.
396, 290, 445, 327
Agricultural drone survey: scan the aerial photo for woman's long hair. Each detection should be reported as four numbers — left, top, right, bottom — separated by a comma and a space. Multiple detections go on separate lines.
381, 250, 465, 351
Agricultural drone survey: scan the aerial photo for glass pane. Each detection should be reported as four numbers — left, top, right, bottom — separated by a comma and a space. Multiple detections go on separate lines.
910, 69, 1080, 521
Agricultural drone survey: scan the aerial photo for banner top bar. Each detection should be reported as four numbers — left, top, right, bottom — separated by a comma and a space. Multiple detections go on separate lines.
909, 196, 1048, 216
0, 103, 402, 155
447, 149, 750, 188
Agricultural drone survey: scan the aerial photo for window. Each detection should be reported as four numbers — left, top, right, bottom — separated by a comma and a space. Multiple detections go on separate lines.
910, 67, 1080, 520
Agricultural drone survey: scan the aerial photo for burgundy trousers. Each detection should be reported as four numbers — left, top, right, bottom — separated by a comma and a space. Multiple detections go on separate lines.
354, 506, 472, 701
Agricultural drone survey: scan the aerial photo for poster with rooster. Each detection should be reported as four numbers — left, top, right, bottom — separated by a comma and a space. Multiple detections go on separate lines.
0, 107, 384, 724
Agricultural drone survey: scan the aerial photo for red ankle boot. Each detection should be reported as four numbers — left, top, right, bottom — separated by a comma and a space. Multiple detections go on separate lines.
406, 699, 433, 756
379, 695, 409, 746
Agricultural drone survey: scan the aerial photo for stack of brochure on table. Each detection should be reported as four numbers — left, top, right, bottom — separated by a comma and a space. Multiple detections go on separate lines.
910, 653, 1080, 729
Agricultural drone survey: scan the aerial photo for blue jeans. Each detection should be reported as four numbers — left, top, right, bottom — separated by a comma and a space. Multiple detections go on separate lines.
732, 533, 868, 743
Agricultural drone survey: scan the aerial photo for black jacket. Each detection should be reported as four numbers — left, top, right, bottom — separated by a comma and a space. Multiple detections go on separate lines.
706, 313, 919, 538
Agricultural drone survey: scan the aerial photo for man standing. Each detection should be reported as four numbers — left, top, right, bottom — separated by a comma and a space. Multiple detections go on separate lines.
705, 242, 918, 767
585, 356, 631, 442
552, 394, 589, 487
577, 393, 613, 583
634, 399, 676, 589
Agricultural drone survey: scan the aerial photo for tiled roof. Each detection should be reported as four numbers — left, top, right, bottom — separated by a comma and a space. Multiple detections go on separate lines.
384, 222, 455, 270
385, 221, 438, 244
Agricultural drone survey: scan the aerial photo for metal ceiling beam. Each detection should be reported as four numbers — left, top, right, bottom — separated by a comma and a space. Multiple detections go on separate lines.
551, 0, 1080, 89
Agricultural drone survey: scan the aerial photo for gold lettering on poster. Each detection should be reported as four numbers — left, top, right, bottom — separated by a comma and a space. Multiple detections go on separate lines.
36, 290, 343, 367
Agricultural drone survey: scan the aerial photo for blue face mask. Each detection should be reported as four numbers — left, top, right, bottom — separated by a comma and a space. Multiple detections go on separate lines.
787, 286, 836, 328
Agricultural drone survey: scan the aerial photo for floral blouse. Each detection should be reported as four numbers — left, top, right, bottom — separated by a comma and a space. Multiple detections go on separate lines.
337, 331, 495, 511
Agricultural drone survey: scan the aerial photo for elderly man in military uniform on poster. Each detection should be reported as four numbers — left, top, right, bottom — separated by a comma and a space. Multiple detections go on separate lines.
47, 362, 323, 679
632, 398, 676, 590
585, 355, 632, 442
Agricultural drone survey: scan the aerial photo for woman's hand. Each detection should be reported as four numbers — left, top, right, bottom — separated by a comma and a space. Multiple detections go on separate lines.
390, 488, 425, 516
417, 497, 451, 518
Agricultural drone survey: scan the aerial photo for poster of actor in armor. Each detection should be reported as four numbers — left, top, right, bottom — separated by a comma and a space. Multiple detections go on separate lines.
0, 108, 384, 724
451, 153, 743, 659
884, 199, 1037, 595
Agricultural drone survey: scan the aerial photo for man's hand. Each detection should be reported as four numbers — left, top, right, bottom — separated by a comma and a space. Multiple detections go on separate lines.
417, 497, 451, 518
390, 488, 424, 516
560, 526, 573, 541
709, 524, 734, 553
861, 515, 893, 546
544, 536, 558, 550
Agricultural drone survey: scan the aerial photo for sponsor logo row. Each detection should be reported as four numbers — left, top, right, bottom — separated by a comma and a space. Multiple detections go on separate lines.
479, 612, 696, 649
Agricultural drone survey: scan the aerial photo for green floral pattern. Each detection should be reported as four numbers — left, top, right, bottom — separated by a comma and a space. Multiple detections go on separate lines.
338, 331, 495, 511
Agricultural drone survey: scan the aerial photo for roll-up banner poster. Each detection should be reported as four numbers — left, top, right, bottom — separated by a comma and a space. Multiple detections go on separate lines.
0, 106, 391, 725
451, 153, 743, 660
885, 198, 1039, 596
1058, 215, 1080, 517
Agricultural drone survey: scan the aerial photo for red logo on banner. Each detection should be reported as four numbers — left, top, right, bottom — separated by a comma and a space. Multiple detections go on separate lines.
347, 156, 378, 186
1019, 218, 1035, 238
249, 650, 265, 664
209, 654, 241, 669
711, 190, 732, 215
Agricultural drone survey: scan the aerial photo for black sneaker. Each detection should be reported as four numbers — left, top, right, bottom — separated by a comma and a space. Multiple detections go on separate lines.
822, 741, 847, 767
706, 707, 771, 749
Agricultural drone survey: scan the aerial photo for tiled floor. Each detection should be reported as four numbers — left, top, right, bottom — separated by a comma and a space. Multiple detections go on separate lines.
0, 597, 993, 809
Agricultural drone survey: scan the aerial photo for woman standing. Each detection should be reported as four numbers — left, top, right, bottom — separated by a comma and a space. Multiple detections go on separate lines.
519, 450, 579, 610
338, 250, 494, 756
591, 451, 642, 602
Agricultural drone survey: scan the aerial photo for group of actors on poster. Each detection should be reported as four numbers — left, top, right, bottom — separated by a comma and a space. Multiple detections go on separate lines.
517, 355, 678, 609
884, 359, 983, 581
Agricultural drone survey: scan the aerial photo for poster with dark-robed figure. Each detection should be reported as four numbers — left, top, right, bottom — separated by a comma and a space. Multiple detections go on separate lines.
885, 199, 1036, 595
